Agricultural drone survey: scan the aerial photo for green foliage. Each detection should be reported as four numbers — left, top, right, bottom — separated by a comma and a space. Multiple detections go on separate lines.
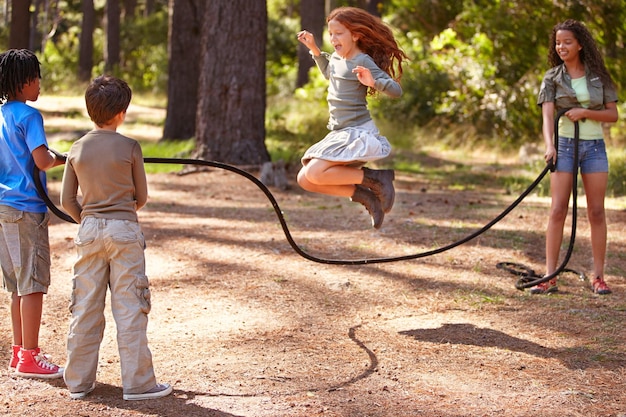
140, 139, 196, 173
45, 139, 75, 180
381, 7, 545, 148
10, 0, 626, 192
266, 53, 330, 164
266, 94, 328, 164
607, 148, 626, 197
267, 14, 300, 97
40, 20, 84, 94
0, 24, 8, 49
34, 2, 168, 95
455, 0, 551, 84
387, 0, 463, 39
381, 0, 626, 151
371, 33, 450, 129
120, 11, 168, 93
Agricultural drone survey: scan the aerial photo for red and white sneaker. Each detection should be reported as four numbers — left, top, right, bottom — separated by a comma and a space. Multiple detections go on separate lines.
8, 345, 21, 370
14, 348, 64, 379
9, 347, 52, 371
591, 277, 612, 295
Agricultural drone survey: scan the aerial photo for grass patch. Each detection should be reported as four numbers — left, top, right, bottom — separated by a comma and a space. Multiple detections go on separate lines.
141, 139, 195, 173
453, 289, 506, 308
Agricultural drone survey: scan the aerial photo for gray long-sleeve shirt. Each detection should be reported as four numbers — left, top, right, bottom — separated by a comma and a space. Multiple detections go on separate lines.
312, 51, 402, 131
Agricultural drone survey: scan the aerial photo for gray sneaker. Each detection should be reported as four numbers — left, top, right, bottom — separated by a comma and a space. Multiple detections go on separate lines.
123, 383, 172, 401
70, 382, 96, 400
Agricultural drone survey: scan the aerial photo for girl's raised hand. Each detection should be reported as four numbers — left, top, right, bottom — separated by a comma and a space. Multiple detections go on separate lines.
297, 30, 315, 48
297, 30, 321, 56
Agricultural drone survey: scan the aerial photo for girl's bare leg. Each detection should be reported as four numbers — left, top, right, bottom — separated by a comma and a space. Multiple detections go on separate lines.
581, 172, 608, 279
297, 159, 364, 197
545, 172, 573, 275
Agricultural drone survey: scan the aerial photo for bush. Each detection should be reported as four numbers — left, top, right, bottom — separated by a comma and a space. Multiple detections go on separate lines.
608, 149, 626, 197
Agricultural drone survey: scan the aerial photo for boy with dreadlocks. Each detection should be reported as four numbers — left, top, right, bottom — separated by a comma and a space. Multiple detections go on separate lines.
296, 7, 407, 229
0, 49, 65, 378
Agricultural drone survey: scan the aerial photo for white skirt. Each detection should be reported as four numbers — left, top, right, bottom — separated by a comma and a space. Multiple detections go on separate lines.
301, 120, 391, 166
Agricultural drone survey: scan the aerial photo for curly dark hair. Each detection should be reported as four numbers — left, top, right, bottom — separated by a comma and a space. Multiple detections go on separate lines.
547, 19, 615, 89
327, 7, 408, 94
0, 49, 41, 104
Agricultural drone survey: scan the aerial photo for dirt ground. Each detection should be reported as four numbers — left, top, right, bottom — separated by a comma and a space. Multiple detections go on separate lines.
1, 160, 625, 417
1, 100, 626, 416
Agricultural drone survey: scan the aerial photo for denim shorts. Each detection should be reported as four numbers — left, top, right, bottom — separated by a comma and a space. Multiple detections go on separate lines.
555, 137, 608, 174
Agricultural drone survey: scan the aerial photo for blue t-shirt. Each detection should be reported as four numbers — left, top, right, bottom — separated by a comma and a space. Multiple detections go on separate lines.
0, 101, 49, 213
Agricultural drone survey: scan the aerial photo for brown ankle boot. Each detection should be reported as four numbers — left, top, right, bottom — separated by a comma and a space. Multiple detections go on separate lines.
351, 185, 384, 229
361, 167, 395, 213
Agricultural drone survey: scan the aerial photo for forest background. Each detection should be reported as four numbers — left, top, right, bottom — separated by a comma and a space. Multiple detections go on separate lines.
1, 0, 626, 194
2, 3, 626, 416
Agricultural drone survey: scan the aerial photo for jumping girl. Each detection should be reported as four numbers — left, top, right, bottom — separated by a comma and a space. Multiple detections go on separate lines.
297, 6, 407, 229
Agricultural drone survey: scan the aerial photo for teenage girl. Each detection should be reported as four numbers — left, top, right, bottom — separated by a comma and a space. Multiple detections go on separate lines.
535, 20, 618, 295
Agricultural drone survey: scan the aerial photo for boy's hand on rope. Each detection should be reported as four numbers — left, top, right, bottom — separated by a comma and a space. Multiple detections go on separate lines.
49, 148, 67, 163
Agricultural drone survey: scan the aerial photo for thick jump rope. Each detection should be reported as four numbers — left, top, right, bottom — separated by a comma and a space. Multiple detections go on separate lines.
34, 109, 582, 290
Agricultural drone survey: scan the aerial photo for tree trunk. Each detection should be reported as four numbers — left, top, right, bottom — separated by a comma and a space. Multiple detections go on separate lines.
123, 0, 137, 19
162, 0, 203, 141
9, 0, 31, 49
38, 0, 61, 53
3, 1, 9, 28
144, 0, 155, 16
296, 0, 325, 88
194, 0, 270, 165
365, 0, 383, 16
78, 0, 95, 82
29, 0, 41, 52
105, 0, 121, 72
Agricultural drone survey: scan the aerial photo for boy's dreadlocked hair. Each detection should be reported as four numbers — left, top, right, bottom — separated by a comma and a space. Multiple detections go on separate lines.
548, 19, 616, 90
0, 49, 42, 104
328, 7, 408, 95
